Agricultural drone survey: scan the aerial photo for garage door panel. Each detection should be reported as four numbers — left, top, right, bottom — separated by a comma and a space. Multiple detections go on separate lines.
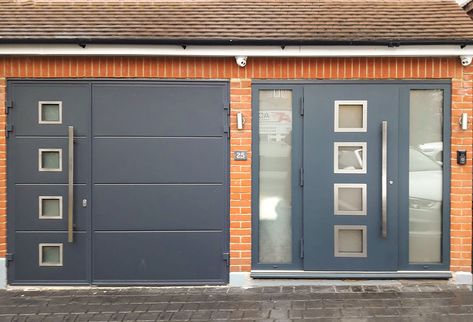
93, 138, 225, 183
93, 185, 225, 230
93, 232, 226, 283
92, 84, 226, 136
12, 232, 88, 283
13, 138, 90, 184
11, 83, 90, 137
14, 185, 89, 231
8, 80, 229, 285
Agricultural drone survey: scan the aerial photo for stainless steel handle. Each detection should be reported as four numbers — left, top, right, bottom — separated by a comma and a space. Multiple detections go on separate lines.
381, 121, 388, 238
68, 126, 74, 243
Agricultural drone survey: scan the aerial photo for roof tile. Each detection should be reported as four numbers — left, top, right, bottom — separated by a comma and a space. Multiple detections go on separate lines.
0, 0, 472, 44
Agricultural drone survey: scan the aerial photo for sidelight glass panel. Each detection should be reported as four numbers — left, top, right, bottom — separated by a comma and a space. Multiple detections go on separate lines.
39, 244, 63, 266
258, 89, 293, 263
409, 90, 443, 263
39, 102, 62, 124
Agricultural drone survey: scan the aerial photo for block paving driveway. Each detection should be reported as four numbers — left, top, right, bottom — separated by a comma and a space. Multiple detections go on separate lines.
0, 282, 473, 321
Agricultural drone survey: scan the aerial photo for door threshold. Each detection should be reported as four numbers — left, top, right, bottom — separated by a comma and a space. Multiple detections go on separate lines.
250, 270, 452, 279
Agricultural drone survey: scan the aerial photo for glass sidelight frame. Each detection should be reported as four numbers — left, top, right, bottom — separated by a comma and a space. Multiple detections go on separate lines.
252, 80, 451, 273
251, 84, 303, 270
398, 82, 451, 271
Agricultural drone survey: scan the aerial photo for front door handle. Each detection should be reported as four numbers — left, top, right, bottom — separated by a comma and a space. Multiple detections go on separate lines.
67, 126, 74, 243
381, 121, 388, 238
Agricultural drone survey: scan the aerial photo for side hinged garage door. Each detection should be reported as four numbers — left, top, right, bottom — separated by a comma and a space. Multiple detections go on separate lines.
7, 80, 230, 285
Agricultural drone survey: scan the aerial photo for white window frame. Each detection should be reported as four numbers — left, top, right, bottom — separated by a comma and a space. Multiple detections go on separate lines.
334, 184, 367, 216
334, 225, 367, 258
38, 101, 62, 124
38, 196, 63, 219
38, 148, 62, 172
334, 142, 367, 174
39, 243, 63, 267
334, 100, 367, 132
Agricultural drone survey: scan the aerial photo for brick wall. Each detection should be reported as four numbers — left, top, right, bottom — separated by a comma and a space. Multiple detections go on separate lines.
0, 56, 471, 273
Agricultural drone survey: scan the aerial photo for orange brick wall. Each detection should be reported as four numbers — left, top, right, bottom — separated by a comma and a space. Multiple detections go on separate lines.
0, 56, 471, 273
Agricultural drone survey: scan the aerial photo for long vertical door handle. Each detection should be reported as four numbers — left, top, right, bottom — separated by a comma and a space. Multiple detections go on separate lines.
381, 121, 388, 238
68, 126, 74, 243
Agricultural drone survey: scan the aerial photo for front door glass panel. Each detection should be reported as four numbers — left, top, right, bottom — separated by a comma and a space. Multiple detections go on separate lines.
258, 90, 293, 263
409, 90, 444, 263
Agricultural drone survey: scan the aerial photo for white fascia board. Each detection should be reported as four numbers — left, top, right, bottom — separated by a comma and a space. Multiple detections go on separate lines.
0, 44, 473, 57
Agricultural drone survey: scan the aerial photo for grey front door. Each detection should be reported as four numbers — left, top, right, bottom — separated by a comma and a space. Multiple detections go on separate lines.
303, 84, 399, 270
7, 81, 229, 285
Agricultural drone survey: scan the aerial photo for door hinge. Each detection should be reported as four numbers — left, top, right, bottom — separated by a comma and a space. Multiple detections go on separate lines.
300, 238, 304, 259
299, 168, 304, 187
5, 124, 13, 138
6, 253, 13, 266
299, 97, 304, 116
224, 101, 230, 115
222, 252, 230, 267
223, 115, 230, 139
5, 99, 13, 114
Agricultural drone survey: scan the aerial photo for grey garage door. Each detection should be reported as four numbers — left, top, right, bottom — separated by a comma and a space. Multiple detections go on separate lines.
7, 81, 230, 285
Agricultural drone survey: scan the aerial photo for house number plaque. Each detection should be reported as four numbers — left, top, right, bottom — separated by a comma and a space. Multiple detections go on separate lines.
234, 151, 248, 161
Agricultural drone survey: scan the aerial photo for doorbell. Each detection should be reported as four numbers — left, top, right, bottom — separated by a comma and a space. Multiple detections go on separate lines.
457, 150, 467, 165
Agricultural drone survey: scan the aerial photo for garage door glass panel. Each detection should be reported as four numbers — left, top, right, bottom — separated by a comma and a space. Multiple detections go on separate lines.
39, 102, 62, 124
409, 90, 443, 263
39, 197, 62, 219
39, 149, 62, 171
258, 89, 292, 264
39, 244, 63, 266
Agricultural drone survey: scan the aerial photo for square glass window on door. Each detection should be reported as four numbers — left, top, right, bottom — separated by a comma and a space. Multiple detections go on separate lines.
39, 149, 62, 172
334, 101, 367, 132
39, 196, 63, 219
334, 143, 367, 173
38, 101, 62, 124
334, 226, 367, 257
334, 184, 366, 215
39, 243, 63, 266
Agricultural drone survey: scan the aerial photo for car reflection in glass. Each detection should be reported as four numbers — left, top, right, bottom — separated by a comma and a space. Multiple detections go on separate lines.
338, 147, 363, 170
409, 146, 442, 263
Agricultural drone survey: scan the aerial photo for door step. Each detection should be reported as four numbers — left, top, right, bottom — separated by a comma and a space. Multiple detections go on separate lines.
250, 270, 452, 279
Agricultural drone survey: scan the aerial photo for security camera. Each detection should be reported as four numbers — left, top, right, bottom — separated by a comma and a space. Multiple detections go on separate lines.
235, 56, 248, 68
460, 55, 473, 67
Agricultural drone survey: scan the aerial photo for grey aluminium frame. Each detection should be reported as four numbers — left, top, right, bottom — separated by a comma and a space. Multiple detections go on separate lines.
6, 79, 231, 285
251, 84, 303, 270
251, 80, 451, 274
398, 82, 451, 271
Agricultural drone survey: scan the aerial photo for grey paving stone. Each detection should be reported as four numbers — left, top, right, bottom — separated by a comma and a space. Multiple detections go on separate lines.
1, 283, 473, 321
137, 311, 160, 321
268, 309, 287, 319
169, 311, 192, 321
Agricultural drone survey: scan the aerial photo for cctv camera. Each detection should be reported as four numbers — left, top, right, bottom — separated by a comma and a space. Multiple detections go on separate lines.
235, 56, 248, 68
460, 55, 473, 67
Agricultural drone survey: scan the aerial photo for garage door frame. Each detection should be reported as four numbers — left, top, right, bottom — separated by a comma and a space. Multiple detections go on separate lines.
6, 79, 231, 285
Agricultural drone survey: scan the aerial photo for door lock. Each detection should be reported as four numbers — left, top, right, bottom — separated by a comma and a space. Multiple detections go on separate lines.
82, 199, 87, 208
